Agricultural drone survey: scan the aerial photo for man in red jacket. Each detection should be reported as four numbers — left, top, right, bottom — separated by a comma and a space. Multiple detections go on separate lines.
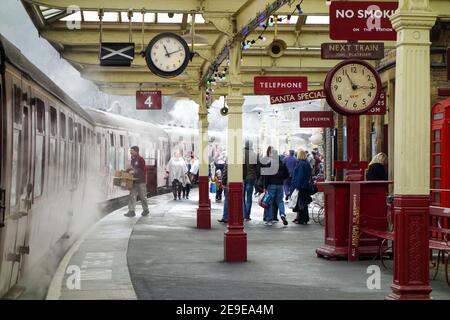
124, 146, 149, 217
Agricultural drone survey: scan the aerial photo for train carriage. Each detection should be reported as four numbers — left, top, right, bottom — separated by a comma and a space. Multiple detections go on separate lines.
0, 34, 227, 298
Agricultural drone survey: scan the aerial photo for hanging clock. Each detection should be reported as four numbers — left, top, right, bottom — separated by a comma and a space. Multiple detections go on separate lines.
144, 32, 191, 78
324, 59, 382, 115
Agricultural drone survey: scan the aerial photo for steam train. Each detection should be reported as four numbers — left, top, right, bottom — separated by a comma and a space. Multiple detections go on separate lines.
0, 35, 225, 298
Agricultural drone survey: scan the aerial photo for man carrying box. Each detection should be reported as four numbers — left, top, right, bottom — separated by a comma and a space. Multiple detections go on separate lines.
124, 146, 149, 217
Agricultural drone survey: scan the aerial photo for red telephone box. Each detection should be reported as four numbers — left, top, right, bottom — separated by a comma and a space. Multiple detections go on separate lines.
431, 99, 450, 207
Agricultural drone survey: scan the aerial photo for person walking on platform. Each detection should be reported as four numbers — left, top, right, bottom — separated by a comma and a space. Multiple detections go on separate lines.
243, 140, 259, 221
291, 150, 312, 224
189, 154, 199, 185
367, 152, 388, 181
217, 164, 228, 223
260, 147, 289, 226
124, 146, 149, 217
212, 169, 224, 202
166, 150, 188, 200
182, 172, 192, 199
282, 150, 298, 201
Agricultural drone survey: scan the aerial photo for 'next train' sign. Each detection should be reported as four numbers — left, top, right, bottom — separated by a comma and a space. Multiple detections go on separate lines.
329, 1, 398, 41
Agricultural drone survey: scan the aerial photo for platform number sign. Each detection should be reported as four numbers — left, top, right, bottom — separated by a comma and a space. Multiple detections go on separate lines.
136, 91, 162, 110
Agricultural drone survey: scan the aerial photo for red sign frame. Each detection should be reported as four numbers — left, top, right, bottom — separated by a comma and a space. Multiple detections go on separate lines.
321, 42, 385, 60
254, 76, 308, 95
270, 89, 325, 105
329, 1, 398, 41
299, 111, 334, 128
136, 90, 162, 110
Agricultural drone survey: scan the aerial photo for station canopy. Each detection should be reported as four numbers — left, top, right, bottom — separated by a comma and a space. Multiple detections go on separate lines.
22, 0, 450, 99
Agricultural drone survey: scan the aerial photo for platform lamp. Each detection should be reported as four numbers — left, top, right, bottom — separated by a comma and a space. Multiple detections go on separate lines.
182, 13, 208, 59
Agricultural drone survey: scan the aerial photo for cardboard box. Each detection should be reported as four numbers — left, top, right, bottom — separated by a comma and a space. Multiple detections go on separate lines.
113, 170, 137, 190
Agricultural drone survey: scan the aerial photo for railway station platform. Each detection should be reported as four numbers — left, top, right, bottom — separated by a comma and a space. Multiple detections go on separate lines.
46, 191, 450, 300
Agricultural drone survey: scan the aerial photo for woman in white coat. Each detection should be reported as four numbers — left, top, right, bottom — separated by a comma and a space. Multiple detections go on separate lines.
166, 151, 188, 200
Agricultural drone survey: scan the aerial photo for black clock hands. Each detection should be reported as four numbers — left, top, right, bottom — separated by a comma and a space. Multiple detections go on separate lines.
345, 70, 358, 90
163, 44, 170, 57
166, 49, 183, 56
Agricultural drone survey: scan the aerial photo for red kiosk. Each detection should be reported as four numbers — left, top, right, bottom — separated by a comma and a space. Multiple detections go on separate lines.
316, 59, 391, 260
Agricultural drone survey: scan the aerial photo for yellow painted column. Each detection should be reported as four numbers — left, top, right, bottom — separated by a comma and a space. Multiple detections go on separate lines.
196, 89, 211, 228
224, 43, 247, 262
386, 0, 437, 300
198, 91, 209, 178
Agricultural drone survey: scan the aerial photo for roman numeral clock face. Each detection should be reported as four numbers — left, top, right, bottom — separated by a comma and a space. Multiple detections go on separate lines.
325, 60, 381, 115
145, 32, 190, 78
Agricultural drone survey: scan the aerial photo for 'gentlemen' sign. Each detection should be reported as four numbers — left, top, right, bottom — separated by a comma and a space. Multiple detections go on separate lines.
329, 1, 398, 41
270, 89, 325, 105
299, 111, 334, 128
321, 42, 384, 60
254, 76, 308, 95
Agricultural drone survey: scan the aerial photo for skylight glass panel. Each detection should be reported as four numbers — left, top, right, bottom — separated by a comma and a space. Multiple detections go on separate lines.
102, 12, 119, 22
83, 11, 100, 22
158, 13, 183, 23
305, 15, 329, 24
277, 15, 299, 24
61, 11, 82, 21
121, 12, 156, 23
187, 14, 205, 24
43, 8, 62, 18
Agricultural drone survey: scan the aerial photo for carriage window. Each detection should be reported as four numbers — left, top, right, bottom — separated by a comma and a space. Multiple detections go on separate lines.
109, 134, 116, 170
35, 99, 45, 133
13, 85, 22, 124
76, 123, 82, 142
83, 126, 86, 144
50, 107, 57, 136
59, 141, 66, 186
68, 117, 74, 140
60, 112, 66, 139
120, 135, 124, 147
34, 134, 45, 197
97, 132, 101, 144
10, 130, 21, 207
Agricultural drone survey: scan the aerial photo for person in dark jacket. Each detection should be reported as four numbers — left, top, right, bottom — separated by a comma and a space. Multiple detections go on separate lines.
291, 149, 312, 224
243, 140, 259, 221
366, 152, 388, 181
218, 164, 229, 223
282, 150, 298, 200
261, 147, 289, 226
124, 146, 149, 217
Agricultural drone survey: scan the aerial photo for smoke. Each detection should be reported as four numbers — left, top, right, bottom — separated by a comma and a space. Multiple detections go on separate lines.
168, 100, 198, 128
14, 156, 107, 299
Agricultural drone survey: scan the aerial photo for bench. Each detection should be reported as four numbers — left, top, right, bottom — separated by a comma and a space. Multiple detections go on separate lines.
360, 203, 450, 287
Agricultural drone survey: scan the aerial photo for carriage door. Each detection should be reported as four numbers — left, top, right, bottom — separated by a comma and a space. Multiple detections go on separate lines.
146, 144, 157, 196
7, 86, 33, 292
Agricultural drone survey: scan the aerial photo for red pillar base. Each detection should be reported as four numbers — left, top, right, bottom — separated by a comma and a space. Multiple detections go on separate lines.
224, 182, 247, 262
385, 195, 432, 300
197, 176, 211, 229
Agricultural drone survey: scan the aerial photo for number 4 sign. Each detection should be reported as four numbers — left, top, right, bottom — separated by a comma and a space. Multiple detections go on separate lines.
136, 90, 162, 110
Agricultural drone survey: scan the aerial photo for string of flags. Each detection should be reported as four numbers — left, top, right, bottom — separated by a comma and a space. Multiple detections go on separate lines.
205, 0, 304, 102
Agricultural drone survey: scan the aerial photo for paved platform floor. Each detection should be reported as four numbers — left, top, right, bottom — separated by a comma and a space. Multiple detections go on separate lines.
48, 189, 450, 300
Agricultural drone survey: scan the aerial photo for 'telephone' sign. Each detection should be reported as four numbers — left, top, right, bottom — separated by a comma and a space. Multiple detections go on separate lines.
330, 1, 398, 41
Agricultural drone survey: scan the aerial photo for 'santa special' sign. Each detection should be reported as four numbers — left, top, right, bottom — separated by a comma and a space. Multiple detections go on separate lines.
270, 89, 325, 105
